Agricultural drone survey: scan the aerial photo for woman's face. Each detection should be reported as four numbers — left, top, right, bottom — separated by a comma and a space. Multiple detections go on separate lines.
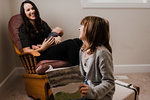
78, 25, 86, 41
24, 3, 36, 20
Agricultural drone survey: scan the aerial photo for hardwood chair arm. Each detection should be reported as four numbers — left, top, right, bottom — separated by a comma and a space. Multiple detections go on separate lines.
13, 43, 41, 57
19, 51, 41, 57
13, 44, 40, 56
23, 74, 48, 79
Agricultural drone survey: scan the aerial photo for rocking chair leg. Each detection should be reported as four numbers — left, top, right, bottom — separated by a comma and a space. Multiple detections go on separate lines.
23, 74, 52, 100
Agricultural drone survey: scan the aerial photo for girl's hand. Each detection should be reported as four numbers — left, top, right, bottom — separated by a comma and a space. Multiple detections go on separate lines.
79, 84, 89, 97
39, 36, 55, 52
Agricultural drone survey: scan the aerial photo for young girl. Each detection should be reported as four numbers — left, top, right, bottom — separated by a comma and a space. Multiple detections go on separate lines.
77, 16, 115, 100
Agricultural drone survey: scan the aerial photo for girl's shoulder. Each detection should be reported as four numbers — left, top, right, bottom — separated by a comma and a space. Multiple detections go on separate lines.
96, 46, 112, 58
96, 46, 109, 52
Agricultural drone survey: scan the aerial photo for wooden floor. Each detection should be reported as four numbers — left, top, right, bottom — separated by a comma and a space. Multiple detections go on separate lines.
0, 72, 150, 100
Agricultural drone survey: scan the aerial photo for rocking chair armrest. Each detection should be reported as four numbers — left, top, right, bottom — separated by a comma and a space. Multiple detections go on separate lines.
13, 45, 40, 57
28, 51, 41, 57
23, 73, 48, 79
19, 51, 41, 57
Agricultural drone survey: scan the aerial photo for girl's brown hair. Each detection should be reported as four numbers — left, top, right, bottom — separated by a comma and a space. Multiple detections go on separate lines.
80, 16, 112, 54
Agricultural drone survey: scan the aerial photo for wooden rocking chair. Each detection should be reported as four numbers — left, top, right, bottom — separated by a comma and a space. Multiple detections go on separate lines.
8, 14, 70, 100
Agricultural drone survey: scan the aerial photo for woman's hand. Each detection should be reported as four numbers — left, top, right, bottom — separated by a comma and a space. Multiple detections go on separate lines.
39, 36, 55, 52
23, 37, 55, 53
79, 84, 89, 97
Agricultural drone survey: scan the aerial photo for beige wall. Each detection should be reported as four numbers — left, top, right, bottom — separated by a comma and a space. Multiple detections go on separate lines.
0, 0, 150, 83
0, 0, 19, 83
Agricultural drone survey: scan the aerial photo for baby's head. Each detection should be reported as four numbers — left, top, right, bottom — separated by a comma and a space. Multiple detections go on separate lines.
52, 27, 64, 36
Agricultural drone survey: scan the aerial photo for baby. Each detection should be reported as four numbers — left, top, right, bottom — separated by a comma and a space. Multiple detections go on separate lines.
32, 27, 64, 50
46, 27, 64, 40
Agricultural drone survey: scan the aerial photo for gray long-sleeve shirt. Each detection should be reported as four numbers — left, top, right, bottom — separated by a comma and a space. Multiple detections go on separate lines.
79, 46, 115, 100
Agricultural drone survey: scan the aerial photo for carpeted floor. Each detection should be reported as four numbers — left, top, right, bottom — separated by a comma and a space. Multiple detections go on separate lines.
0, 74, 32, 100
0, 72, 150, 100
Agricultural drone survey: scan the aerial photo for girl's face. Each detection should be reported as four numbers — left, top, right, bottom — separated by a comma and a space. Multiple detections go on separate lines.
78, 25, 86, 41
24, 3, 36, 20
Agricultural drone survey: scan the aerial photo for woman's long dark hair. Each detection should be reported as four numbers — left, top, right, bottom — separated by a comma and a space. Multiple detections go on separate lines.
80, 16, 112, 54
20, 0, 43, 34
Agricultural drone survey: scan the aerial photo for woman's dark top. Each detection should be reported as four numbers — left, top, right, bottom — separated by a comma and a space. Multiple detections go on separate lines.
19, 21, 52, 48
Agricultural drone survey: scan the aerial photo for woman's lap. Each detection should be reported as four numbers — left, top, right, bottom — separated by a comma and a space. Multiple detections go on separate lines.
38, 38, 82, 65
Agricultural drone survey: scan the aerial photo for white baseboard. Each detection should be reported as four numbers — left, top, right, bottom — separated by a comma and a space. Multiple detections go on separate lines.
0, 64, 150, 88
114, 64, 150, 74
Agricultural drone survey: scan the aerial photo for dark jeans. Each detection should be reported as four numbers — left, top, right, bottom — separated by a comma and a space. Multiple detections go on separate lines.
38, 38, 83, 66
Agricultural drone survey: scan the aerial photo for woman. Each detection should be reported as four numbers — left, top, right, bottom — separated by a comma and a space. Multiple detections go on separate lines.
77, 16, 115, 100
19, 0, 82, 66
